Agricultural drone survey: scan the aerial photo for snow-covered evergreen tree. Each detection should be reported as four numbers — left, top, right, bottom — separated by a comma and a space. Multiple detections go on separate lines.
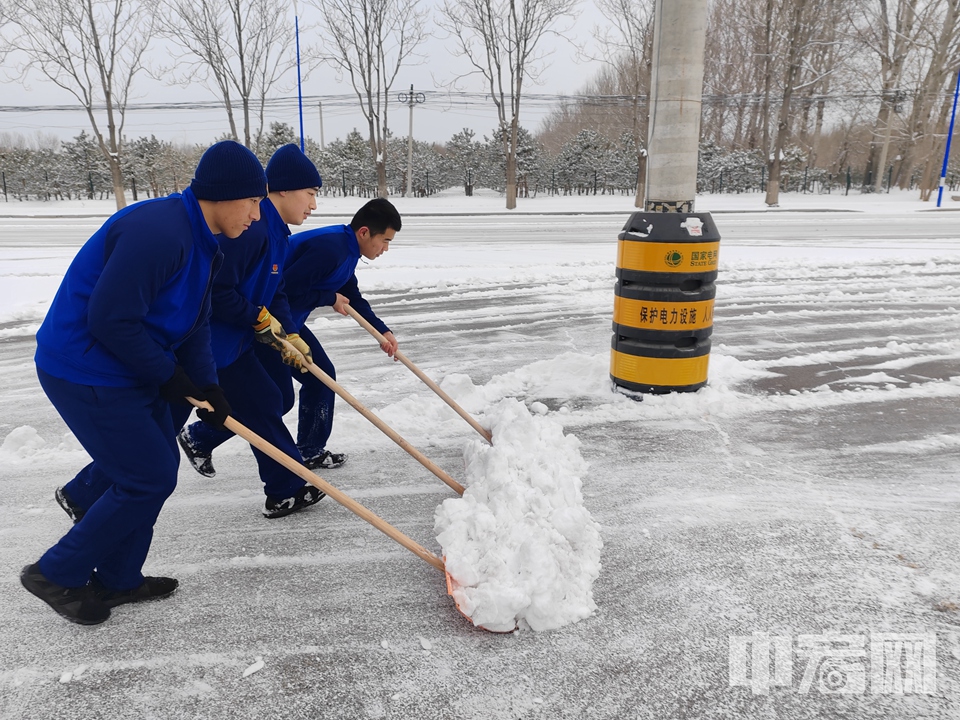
446, 128, 483, 194
61, 132, 111, 200
318, 130, 378, 197
255, 123, 299, 165
480, 126, 543, 197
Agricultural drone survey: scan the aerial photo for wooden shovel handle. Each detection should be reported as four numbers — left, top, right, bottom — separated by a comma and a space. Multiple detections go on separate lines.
187, 398, 444, 572
280, 338, 465, 496
342, 305, 493, 444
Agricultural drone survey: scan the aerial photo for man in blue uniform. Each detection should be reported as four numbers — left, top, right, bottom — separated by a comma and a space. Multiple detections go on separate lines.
23, 140, 263, 625
176, 144, 327, 518
280, 198, 402, 468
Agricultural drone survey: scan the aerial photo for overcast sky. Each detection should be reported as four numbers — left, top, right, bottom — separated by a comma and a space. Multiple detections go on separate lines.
0, 0, 610, 148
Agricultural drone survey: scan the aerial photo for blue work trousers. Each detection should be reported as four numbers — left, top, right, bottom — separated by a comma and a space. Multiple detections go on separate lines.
186, 345, 306, 499
277, 326, 336, 459
37, 368, 181, 591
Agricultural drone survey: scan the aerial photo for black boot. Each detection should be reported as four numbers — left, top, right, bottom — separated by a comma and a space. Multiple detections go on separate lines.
90, 575, 179, 608
302, 450, 347, 470
20, 563, 110, 625
55, 486, 85, 524
177, 427, 216, 478
263, 485, 325, 519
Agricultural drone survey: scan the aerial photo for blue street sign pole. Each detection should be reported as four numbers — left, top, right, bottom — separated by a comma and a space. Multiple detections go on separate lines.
937, 68, 960, 208
295, 3, 305, 152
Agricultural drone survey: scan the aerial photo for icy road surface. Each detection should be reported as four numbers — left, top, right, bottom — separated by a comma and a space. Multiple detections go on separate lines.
1, 194, 959, 719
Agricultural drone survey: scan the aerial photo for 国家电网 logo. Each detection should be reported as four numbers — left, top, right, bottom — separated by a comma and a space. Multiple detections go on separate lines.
665, 251, 683, 268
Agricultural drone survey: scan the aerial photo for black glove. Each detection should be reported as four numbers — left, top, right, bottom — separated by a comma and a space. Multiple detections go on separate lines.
158, 366, 205, 406
195, 384, 232, 431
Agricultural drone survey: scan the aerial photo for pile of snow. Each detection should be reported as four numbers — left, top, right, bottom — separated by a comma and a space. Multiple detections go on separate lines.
439, 352, 613, 410
435, 398, 602, 632
0, 426, 47, 458
0, 426, 87, 463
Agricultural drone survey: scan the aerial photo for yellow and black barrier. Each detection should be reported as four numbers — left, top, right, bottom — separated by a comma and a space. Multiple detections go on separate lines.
610, 212, 720, 394
611, 335, 712, 394
613, 281, 715, 341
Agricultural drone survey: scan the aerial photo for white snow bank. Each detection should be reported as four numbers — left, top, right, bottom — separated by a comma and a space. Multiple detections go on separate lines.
0, 426, 85, 463
0, 426, 46, 458
433, 350, 775, 417
438, 352, 614, 412
425, 349, 960, 436
435, 398, 602, 633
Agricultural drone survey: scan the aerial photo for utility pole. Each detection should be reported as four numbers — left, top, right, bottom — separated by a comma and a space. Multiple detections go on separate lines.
644, 0, 708, 212
398, 85, 425, 197
319, 101, 325, 150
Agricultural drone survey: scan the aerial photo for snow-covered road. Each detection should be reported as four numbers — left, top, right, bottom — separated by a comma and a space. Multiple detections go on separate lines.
1, 195, 959, 718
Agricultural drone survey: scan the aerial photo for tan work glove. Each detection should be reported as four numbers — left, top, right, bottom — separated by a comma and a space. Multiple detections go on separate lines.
283, 333, 312, 373
253, 307, 287, 351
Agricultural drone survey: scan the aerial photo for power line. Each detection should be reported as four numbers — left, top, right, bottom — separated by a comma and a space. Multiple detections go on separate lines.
2, 89, 956, 115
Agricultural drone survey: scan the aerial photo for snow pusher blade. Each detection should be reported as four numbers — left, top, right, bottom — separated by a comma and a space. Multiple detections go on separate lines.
444, 558, 518, 634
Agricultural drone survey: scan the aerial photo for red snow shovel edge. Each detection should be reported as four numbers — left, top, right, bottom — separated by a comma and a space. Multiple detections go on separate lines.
444, 557, 517, 634
342, 304, 493, 445
187, 398, 511, 632
278, 338, 464, 496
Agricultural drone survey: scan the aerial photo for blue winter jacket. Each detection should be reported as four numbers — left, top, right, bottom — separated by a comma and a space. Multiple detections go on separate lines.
284, 224, 390, 334
35, 188, 221, 389
209, 198, 295, 369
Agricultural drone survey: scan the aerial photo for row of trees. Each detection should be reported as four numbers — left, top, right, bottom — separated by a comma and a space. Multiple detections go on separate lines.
11, 119, 947, 203
2, 0, 959, 208
0, 123, 649, 201
541, 0, 960, 205
0, 0, 573, 210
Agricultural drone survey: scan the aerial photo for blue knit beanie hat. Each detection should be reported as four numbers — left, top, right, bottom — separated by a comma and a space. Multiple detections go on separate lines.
266, 144, 323, 192
190, 140, 267, 201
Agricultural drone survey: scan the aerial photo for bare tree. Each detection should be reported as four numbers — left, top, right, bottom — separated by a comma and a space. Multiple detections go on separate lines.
592, 0, 653, 208
795, 0, 844, 168
703, 0, 750, 147
537, 0, 957, 201
700, 0, 782, 155
2, 0, 156, 210
535, 67, 636, 155
440, 0, 576, 209
0, 3, 13, 59
160, 0, 296, 150
758, 0, 776, 160
846, 0, 927, 192
896, 0, 960, 195
764, 0, 811, 206
308, 0, 428, 198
